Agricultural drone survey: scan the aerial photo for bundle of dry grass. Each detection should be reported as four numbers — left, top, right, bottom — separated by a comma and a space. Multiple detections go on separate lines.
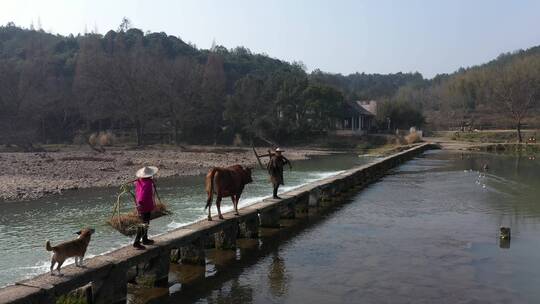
98, 131, 115, 146
405, 131, 422, 144
108, 202, 171, 236
108, 184, 171, 236
108, 213, 141, 236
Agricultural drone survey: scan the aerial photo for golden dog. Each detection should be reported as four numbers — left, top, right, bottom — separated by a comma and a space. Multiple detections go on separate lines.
46, 228, 95, 276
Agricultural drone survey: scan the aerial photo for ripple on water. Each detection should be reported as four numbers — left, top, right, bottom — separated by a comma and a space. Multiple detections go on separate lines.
176, 151, 540, 303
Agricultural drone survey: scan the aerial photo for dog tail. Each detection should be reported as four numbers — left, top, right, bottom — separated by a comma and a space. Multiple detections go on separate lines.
45, 240, 53, 251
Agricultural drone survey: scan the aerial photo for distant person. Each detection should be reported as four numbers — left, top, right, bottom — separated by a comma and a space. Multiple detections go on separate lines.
263, 148, 292, 199
133, 166, 158, 250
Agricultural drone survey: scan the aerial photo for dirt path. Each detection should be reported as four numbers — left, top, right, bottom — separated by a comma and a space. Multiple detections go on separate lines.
425, 136, 540, 154
0, 145, 336, 202
424, 137, 478, 151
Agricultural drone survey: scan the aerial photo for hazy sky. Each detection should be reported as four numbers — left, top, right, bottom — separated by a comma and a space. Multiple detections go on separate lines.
2, 0, 540, 78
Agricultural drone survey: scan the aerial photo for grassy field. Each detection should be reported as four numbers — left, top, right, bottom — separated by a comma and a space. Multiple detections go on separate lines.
466, 143, 540, 154
433, 130, 538, 143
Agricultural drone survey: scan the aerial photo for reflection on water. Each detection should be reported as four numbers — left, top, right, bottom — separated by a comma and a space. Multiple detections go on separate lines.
267, 252, 288, 298
499, 238, 511, 249
205, 279, 254, 304
162, 150, 540, 304
127, 285, 168, 304
169, 263, 205, 285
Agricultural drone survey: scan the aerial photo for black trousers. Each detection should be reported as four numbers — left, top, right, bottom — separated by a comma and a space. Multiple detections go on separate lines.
134, 212, 151, 244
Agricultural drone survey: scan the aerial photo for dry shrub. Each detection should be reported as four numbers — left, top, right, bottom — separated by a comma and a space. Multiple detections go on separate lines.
393, 136, 407, 145
56, 283, 92, 304
135, 274, 156, 288
98, 131, 115, 146
56, 294, 87, 304
88, 133, 98, 146
405, 131, 422, 144
108, 202, 171, 236
72, 133, 86, 145
232, 133, 243, 146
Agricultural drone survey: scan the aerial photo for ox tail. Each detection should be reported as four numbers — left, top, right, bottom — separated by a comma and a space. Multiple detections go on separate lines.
205, 168, 218, 210
46, 240, 53, 251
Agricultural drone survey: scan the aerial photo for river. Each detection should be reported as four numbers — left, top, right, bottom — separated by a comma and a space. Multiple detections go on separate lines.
0, 153, 370, 288
154, 149, 540, 304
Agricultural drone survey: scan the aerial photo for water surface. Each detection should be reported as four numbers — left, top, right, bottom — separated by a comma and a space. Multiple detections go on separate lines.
0, 153, 369, 287
164, 150, 540, 304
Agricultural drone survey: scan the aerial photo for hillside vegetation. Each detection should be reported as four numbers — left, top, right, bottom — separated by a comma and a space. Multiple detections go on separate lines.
2, 19, 539, 148
393, 47, 540, 140
0, 21, 423, 149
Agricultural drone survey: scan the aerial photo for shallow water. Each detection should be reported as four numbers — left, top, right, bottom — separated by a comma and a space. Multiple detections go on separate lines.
163, 150, 540, 304
0, 153, 370, 287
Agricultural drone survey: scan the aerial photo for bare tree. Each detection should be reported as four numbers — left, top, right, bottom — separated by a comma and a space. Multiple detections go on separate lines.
201, 53, 226, 144
161, 56, 203, 144
74, 35, 120, 135
75, 30, 161, 146
490, 56, 540, 142
0, 39, 56, 150
118, 17, 132, 32
0, 59, 26, 144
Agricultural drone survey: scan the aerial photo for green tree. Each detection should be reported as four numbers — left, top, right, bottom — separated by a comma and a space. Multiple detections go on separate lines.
303, 84, 344, 131
376, 99, 425, 131
224, 74, 270, 139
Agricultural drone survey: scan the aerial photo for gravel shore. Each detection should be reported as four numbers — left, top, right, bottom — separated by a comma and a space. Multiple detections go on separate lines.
0, 145, 334, 202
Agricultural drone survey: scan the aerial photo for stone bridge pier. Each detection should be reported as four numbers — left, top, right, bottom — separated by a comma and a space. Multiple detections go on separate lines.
173, 237, 207, 266
258, 206, 281, 228
214, 223, 239, 250
238, 212, 260, 239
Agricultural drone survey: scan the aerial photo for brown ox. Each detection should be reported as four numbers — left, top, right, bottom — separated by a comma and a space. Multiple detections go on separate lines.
205, 165, 253, 221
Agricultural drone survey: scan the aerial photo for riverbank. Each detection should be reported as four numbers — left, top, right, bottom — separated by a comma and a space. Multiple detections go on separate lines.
424, 136, 479, 151
0, 145, 336, 202
425, 136, 540, 154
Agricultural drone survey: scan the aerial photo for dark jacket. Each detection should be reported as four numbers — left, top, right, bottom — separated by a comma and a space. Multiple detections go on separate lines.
267, 154, 290, 185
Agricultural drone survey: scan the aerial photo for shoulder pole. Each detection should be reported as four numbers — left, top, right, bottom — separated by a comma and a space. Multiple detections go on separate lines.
251, 141, 266, 170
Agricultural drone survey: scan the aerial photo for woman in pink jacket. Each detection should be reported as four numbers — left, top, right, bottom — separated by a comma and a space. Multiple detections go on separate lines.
133, 166, 158, 250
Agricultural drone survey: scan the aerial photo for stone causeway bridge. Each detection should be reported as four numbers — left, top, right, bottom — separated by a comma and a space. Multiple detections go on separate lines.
0, 143, 437, 304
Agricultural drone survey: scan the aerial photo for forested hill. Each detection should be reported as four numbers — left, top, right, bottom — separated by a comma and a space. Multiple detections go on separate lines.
390, 45, 540, 134
0, 23, 423, 148
310, 69, 424, 101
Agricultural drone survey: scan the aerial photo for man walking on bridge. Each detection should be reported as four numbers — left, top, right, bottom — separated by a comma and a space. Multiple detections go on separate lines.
263, 148, 292, 199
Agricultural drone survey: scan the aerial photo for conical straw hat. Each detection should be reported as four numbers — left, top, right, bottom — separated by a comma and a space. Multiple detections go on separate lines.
135, 166, 159, 178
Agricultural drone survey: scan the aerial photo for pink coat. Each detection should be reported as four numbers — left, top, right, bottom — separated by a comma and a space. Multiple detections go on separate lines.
134, 178, 155, 214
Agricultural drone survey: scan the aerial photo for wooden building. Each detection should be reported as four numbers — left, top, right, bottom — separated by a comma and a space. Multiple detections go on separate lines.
335, 101, 375, 136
